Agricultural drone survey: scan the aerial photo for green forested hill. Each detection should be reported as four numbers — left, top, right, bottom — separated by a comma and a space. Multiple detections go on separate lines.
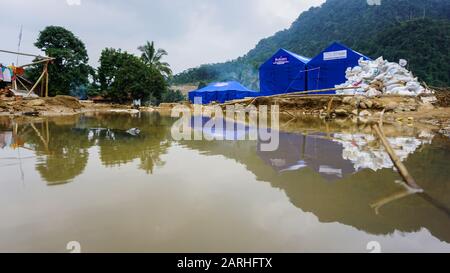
172, 0, 450, 89
366, 19, 450, 87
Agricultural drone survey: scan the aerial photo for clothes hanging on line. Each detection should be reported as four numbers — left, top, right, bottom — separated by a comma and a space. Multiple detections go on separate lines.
0, 66, 13, 82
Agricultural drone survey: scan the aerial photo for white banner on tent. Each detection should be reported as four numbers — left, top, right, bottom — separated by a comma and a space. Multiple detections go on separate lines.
273, 57, 289, 65
323, 50, 347, 61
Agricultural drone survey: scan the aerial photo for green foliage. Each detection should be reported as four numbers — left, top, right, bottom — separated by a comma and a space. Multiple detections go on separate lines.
28, 26, 92, 96
160, 89, 186, 103
95, 48, 167, 103
172, 0, 450, 87
364, 19, 450, 87
138, 41, 172, 78
197, 81, 207, 89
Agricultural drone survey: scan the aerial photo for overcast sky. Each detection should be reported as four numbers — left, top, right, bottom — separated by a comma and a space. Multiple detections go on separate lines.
1, 0, 325, 73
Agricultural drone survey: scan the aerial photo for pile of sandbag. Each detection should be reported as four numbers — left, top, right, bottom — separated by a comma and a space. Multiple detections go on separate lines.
336, 57, 432, 97
332, 132, 433, 171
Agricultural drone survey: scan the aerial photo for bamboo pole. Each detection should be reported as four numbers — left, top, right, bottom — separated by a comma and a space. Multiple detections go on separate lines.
30, 123, 49, 152
16, 77, 29, 91
371, 123, 421, 189
0, 49, 50, 59
19, 58, 54, 68
40, 71, 45, 96
46, 120, 50, 144
326, 97, 334, 118
26, 70, 46, 97
370, 188, 417, 215
45, 71, 49, 97
282, 110, 296, 119
17, 75, 32, 85
44, 62, 49, 97
220, 86, 361, 106
275, 86, 360, 98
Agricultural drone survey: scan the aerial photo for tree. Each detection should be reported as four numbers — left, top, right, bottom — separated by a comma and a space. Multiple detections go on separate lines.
161, 89, 185, 103
197, 81, 207, 89
96, 48, 167, 104
29, 26, 91, 96
138, 41, 172, 78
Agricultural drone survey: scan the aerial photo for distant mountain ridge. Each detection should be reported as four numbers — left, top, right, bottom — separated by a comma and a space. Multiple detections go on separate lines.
172, 0, 450, 89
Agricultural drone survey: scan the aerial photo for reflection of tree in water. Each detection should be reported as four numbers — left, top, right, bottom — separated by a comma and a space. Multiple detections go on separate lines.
76, 113, 175, 174
15, 112, 174, 184
19, 122, 93, 185
86, 113, 173, 174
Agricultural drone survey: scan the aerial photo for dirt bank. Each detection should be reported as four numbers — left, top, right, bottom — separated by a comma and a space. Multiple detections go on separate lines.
2, 92, 449, 134
0, 96, 140, 116
213, 93, 449, 130
0, 96, 84, 116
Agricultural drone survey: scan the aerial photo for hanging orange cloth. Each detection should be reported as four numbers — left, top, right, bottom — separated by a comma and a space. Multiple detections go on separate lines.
15, 67, 25, 76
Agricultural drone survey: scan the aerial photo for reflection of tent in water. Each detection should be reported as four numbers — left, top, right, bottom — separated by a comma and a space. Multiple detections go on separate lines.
189, 116, 250, 140
257, 131, 434, 180
257, 132, 356, 181
180, 130, 450, 243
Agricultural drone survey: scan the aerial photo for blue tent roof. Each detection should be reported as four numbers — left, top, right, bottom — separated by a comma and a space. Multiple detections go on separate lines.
259, 48, 311, 96
281, 49, 311, 64
307, 42, 371, 93
188, 81, 258, 104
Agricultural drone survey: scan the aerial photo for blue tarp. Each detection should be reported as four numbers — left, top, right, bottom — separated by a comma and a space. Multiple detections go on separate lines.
259, 48, 310, 96
307, 42, 371, 94
188, 81, 258, 104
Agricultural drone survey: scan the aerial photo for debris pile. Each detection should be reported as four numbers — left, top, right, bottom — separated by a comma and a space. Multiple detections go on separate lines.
336, 57, 432, 97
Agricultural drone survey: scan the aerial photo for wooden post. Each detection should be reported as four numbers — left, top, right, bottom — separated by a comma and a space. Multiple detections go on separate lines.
40, 71, 45, 96
30, 123, 49, 152
326, 97, 334, 119
16, 77, 29, 91
371, 123, 421, 190
44, 61, 49, 97
46, 120, 50, 144
26, 70, 46, 97
370, 188, 418, 215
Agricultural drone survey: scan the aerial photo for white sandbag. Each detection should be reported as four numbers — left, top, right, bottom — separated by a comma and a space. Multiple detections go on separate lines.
399, 59, 408, 67
397, 90, 417, 96
395, 75, 415, 83
386, 84, 404, 92
384, 79, 402, 86
366, 88, 382, 97
406, 81, 424, 93
336, 56, 428, 97
374, 72, 387, 81
388, 86, 415, 95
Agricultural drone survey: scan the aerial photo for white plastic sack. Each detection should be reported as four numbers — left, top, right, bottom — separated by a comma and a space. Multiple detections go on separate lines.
335, 57, 429, 97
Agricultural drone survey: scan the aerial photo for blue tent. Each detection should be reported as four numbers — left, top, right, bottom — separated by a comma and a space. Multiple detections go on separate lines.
307, 42, 371, 94
259, 49, 310, 96
188, 81, 258, 104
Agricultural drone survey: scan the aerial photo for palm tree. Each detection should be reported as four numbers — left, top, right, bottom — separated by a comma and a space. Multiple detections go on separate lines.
138, 41, 172, 78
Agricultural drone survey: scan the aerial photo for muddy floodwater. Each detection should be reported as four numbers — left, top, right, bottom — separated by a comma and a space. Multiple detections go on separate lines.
0, 112, 449, 253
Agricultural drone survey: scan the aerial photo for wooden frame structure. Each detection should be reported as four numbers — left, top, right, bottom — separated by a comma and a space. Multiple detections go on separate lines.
0, 49, 54, 97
